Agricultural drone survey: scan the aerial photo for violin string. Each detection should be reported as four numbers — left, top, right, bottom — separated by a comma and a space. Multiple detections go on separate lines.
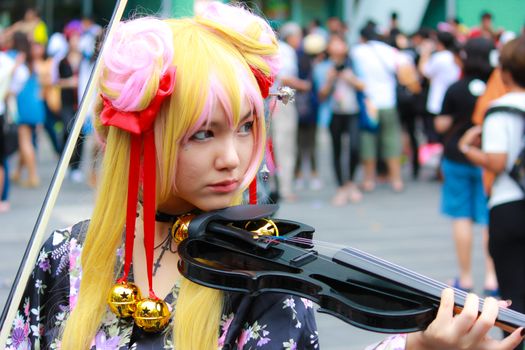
263, 236, 525, 324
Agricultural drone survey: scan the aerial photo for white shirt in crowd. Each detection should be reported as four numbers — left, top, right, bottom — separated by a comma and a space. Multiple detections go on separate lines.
422, 50, 460, 115
482, 91, 525, 208
0, 52, 15, 116
277, 40, 298, 80
351, 40, 408, 110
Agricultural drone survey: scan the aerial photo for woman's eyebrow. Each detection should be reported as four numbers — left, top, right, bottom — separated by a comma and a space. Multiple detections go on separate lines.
240, 110, 253, 121
208, 110, 253, 128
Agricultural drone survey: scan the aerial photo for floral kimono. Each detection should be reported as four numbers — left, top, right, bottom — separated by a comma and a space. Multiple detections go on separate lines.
7, 221, 407, 349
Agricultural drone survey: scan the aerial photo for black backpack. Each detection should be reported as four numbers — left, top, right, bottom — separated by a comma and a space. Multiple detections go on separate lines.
485, 105, 525, 193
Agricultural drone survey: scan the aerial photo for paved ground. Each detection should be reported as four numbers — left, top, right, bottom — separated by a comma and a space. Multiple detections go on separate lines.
0, 129, 493, 349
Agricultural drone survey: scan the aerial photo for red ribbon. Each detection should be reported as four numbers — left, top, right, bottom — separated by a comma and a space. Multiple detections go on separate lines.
108, 68, 176, 300
249, 66, 274, 99
100, 67, 176, 134
249, 178, 257, 205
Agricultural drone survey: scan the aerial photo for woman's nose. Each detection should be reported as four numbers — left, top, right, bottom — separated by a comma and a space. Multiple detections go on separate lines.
215, 137, 240, 170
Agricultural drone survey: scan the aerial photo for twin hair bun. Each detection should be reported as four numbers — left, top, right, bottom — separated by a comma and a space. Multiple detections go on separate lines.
99, 2, 280, 113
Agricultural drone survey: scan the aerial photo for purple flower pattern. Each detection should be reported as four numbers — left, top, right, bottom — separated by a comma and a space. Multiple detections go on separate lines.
6, 222, 407, 350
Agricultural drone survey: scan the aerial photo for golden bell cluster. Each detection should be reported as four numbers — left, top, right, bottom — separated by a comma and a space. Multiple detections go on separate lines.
108, 281, 171, 333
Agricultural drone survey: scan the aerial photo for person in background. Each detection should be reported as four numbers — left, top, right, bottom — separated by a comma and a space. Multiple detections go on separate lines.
469, 11, 501, 43
318, 34, 365, 206
352, 25, 408, 193
434, 37, 498, 297
78, 31, 102, 187
392, 31, 423, 180
33, 38, 62, 157
460, 35, 525, 350
470, 33, 516, 195
307, 18, 328, 40
9, 32, 45, 188
0, 51, 15, 212
294, 33, 325, 192
419, 31, 461, 145
58, 22, 84, 183
1, 8, 48, 46
272, 22, 310, 202
326, 16, 346, 38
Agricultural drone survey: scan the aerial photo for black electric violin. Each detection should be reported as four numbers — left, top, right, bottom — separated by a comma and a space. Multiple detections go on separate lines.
177, 204, 525, 334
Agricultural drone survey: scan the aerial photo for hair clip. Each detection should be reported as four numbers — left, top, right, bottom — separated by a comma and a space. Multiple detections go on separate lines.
269, 86, 295, 105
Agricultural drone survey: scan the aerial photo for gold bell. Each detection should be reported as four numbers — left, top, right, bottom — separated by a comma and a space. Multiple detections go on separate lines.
134, 298, 171, 332
171, 213, 195, 243
107, 281, 142, 318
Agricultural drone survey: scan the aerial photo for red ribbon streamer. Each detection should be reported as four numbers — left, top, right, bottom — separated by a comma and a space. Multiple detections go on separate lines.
104, 69, 176, 300
249, 178, 257, 205
118, 134, 141, 283
143, 130, 157, 298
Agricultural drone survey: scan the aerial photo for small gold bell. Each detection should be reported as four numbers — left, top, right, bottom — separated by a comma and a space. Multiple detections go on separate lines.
107, 281, 142, 318
134, 298, 171, 332
171, 213, 195, 243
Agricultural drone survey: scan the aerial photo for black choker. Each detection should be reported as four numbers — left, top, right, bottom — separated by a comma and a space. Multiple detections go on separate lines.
155, 211, 182, 222
155, 210, 200, 223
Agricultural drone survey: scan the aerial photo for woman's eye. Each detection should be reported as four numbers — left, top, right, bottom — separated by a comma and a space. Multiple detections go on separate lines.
238, 121, 254, 134
191, 130, 213, 141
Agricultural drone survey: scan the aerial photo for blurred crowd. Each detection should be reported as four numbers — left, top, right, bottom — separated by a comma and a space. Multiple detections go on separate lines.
269, 10, 525, 346
270, 11, 524, 205
0, 8, 102, 213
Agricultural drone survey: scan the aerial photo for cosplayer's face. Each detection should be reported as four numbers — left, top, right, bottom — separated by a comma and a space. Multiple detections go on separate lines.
174, 99, 255, 211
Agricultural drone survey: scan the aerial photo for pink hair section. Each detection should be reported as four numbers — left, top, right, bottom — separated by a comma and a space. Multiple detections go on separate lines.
198, 1, 281, 77
101, 18, 174, 112
180, 66, 265, 190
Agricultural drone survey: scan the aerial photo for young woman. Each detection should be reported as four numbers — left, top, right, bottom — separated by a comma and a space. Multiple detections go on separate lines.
6, 3, 524, 349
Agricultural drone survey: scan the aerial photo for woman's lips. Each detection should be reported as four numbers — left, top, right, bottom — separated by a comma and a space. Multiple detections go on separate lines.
208, 180, 239, 193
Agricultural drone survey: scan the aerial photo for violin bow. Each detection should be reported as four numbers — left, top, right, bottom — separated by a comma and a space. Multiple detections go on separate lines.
0, 0, 128, 345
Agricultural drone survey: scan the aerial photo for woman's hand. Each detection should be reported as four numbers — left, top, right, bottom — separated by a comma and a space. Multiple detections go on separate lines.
407, 289, 524, 350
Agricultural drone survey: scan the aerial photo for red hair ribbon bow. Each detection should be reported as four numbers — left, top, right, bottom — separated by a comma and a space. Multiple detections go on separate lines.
250, 66, 274, 99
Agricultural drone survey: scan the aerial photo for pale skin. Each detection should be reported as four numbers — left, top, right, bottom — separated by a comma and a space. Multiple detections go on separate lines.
131, 96, 523, 348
